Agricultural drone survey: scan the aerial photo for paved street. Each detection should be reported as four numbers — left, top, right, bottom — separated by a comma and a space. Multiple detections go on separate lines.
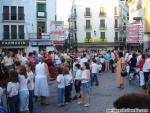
34, 71, 142, 113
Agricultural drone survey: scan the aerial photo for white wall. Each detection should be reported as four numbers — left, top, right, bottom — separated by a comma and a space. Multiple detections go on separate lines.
72, 0, 128, 43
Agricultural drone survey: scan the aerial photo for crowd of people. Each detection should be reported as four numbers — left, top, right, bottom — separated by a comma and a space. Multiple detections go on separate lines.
0, 48, 150, 113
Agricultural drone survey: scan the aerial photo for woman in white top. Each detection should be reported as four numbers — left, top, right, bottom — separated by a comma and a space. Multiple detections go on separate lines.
18, 65, 30, 113
78, 62, 91, 107
34, 56, 49, 105
7, 70, 19, 113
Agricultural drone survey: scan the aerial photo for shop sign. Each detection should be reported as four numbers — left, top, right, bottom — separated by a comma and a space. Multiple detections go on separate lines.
0, 40, 29, 47
31, 41, 53, 46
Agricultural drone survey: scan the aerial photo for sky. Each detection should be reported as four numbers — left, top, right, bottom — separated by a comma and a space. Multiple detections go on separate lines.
56, 0, 73, 25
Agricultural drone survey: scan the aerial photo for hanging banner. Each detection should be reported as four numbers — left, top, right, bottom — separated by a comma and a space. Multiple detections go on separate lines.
127, 23, 143, 43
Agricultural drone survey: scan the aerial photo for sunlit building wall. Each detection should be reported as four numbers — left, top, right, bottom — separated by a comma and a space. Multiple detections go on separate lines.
128, 0, 150, 50
69, 0, 129, 50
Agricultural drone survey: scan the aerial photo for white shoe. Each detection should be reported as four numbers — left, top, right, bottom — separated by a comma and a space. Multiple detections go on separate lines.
78, 101, 83, 105
84, 103, 90, 107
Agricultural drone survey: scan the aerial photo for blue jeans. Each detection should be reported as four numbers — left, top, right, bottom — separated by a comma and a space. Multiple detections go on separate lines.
57, 88, 65, 104
19, 90, 29, 112
8, 95, 19, 113
91, 73, 99, 86
29, 90, 34, 113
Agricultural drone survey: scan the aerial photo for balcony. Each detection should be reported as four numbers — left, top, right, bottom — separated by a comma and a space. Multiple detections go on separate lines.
2, 33, 26, 40
37, 11, 46, 18
114, 13, 120, 17
99, 25, 107, 30
85, 25, 92, 30
114, 25, 120, 30
71, 13, 77, 19
3, 13, 25, 23
84, 12, 92, 18
99, 12, 106, 17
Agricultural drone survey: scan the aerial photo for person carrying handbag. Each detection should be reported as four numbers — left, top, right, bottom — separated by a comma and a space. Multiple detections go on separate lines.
116, 52, 126, 89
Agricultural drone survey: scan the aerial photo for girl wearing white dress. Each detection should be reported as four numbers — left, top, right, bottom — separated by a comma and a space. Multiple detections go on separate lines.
34, 57, 49, 105
18, 66, 30, 113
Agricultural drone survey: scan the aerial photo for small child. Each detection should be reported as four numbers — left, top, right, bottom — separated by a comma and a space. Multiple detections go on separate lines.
126, 63, 130, 79
98, 63, 102, 73
63, 67, 73, 104
26, 62, 34, 113
100, 56, 105, 72
147, 75, 150, 96
73, 64, 82, 100
56, 68, 65, 106
7, 70, 19, 113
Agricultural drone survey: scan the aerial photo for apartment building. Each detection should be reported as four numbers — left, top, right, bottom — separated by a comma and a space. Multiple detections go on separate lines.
0, 0, 56, 53
68, 0, 129, 50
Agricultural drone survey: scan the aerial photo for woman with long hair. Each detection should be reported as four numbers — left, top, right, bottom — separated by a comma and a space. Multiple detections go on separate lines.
116, 52, 125, 89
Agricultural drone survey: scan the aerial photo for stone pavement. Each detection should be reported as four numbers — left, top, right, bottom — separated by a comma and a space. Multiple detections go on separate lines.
34, 71, 142, 113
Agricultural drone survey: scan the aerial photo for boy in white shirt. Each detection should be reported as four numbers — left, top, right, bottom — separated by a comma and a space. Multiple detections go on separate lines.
63, 67, 73, 104
91, 59, 99, 86
57, 68, 65, 106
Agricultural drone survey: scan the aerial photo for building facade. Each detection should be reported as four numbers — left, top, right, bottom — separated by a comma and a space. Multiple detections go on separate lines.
0, 0, 56, 53
127, 0, 150, 50
68, 0, 129, 50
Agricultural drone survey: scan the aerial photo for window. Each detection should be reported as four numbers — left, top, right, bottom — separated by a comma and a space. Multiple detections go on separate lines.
37, 3, 46, 12
115, 32, 118, 41
114, 7, 117, 15
37, 21, 46, 39
19, 25, 24, 39
74, 21, 77, 29
74, 9, 77, 17
115, 19, 118, 27
86, 32, 91, 39
18, 7, 24, 20
85, 8, 91, 16
11, 6, 16, 20
100, 19, 105, 28
86, 20, 91, 29
100, 32, 105, 38
3, 25, 10, 39
100, 7, 105, 15
3, 6, 9, 20
11, 25, 17, 39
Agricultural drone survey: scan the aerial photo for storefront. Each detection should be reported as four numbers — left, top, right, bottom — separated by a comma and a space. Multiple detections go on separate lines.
29, 39, 55, 52
0, 40, 29, 52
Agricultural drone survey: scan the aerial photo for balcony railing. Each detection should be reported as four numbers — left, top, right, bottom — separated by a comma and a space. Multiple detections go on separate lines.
114, 24, 120, 29
37, 11, 47, 18
85, 25, 92, 30
84, 12, 92, 17
99, 25, 107, 30
99, 12, 106, 17
114, 12, 120, 17
3, 13, 25, 22
71, 13, 77, 19
2, 33, 25, 40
